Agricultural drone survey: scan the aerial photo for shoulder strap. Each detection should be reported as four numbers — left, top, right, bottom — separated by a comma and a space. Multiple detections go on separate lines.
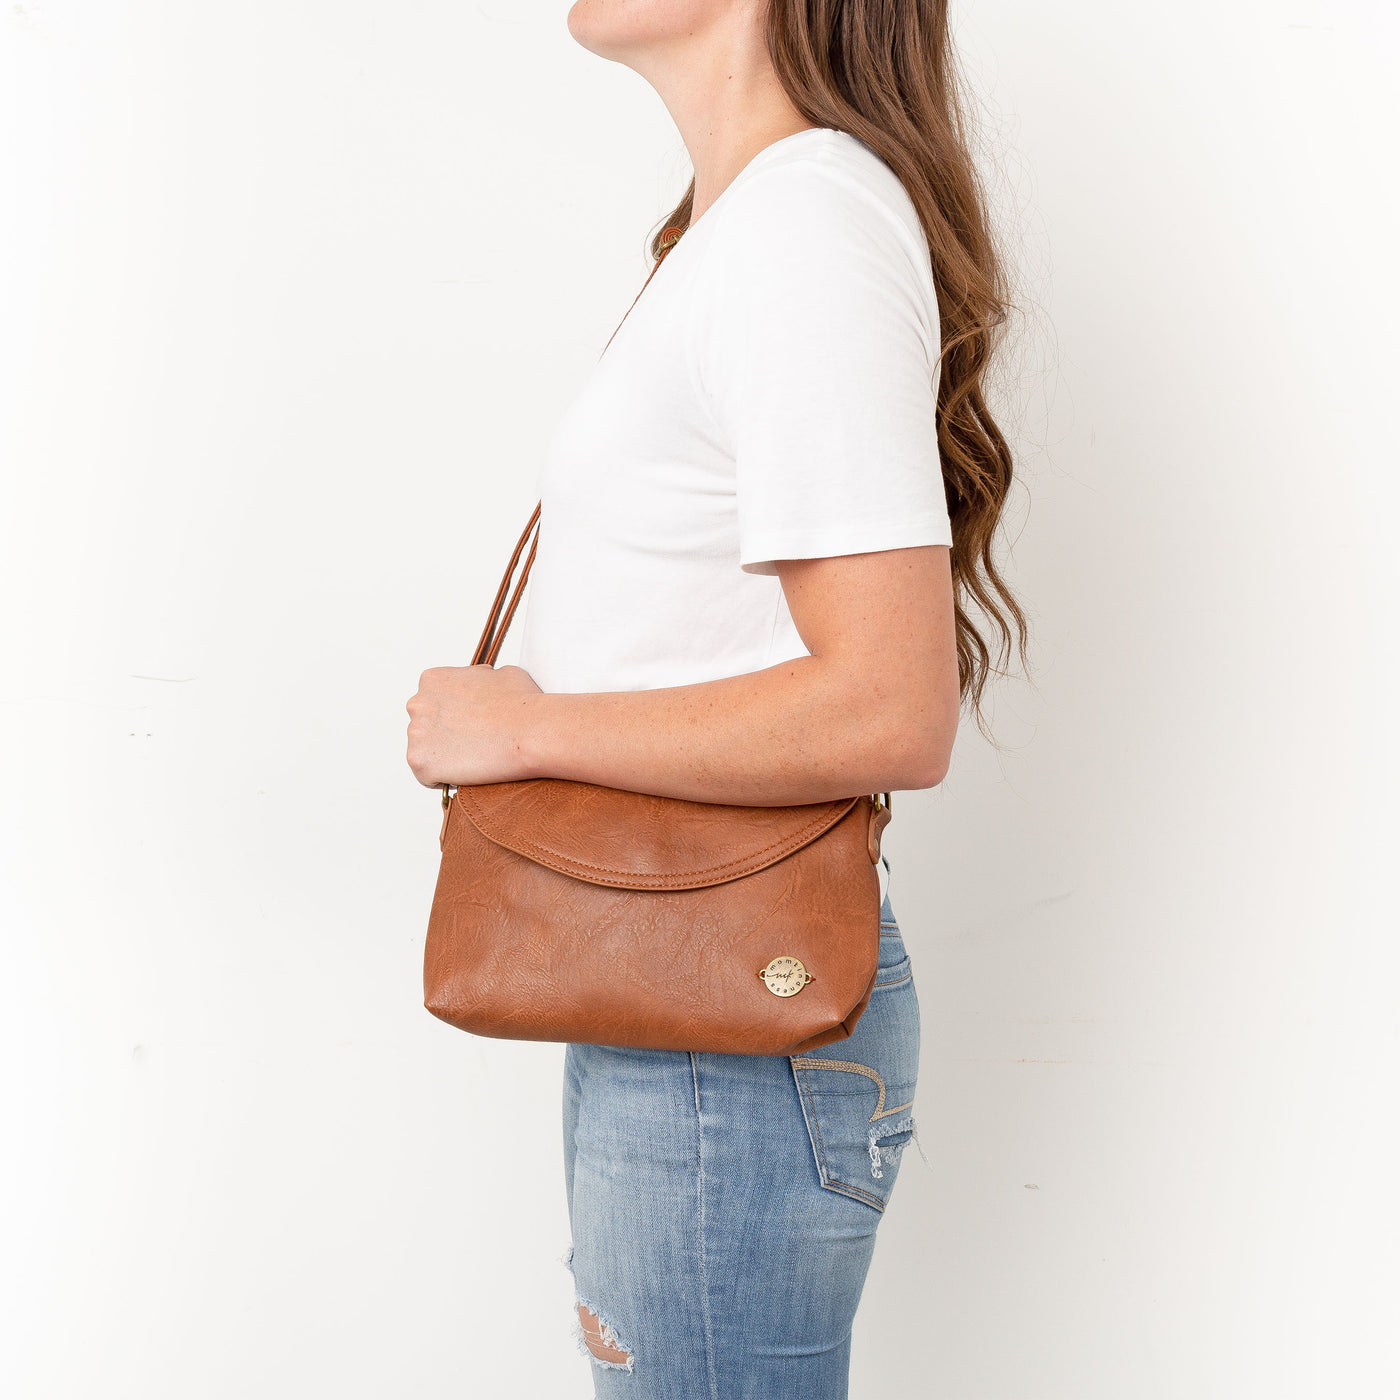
471, 502, 540, 666
600, 223, 686, 356
472, 227, 687, 665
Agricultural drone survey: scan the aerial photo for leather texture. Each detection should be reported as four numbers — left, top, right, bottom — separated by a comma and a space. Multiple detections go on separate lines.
425, 783, 886, 1055
458, 781, 860, 890
422, 233, 888, 1055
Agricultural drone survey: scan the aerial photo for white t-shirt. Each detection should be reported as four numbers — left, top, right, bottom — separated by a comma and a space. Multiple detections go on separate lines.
516, 127, 952, 897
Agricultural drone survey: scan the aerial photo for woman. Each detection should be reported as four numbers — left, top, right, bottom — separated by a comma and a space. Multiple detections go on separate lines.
407, 1, 1024, 1394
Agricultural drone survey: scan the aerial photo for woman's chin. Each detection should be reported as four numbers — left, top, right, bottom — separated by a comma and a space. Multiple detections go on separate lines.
565, 1, 621, 59
567, 0, 706, 61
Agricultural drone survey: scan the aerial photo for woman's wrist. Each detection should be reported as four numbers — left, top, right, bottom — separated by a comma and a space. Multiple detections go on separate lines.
514, 689, 564, 783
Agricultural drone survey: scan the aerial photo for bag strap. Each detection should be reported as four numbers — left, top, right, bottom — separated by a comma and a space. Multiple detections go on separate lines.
471, 224, 688, 666
471, 502, 540, 666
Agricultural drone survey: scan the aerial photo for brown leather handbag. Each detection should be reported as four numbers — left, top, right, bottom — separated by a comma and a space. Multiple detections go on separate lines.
422, 504, 893, 1056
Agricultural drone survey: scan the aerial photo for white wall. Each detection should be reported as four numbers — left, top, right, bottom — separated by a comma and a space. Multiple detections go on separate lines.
1, 3, 1395, 1396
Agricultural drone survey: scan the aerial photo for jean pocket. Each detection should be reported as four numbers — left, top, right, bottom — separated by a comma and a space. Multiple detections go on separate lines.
789, 953, 920, 1212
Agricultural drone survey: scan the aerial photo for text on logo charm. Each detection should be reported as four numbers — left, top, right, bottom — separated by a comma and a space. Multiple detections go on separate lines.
758, 955, 814, 997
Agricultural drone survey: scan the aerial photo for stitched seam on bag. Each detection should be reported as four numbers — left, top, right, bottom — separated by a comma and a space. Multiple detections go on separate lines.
460, 791, 849, 880
458, 790, 857, 885
791, 1059, 887, 1212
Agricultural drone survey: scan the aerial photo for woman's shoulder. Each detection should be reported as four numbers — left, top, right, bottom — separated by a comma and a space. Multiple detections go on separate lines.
703, 127, 930, 274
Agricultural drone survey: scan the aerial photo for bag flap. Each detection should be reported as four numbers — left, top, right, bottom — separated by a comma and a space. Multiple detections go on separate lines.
455, 779, 861, 891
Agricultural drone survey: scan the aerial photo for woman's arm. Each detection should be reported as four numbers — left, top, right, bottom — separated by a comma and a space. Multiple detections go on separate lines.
406, 543, 959, 806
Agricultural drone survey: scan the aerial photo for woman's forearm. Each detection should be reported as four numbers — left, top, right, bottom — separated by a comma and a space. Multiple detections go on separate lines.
407, 547, 961, 801
515, 653, 952, 806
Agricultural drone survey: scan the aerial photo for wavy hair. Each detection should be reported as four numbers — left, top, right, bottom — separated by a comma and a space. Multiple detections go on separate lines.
650, 0, 1027, 724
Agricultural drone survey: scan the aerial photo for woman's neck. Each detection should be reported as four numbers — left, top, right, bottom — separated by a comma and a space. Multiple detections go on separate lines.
622, 14, 815, 224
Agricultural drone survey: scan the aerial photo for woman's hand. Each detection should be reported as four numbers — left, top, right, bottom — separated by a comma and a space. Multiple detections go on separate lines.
405, 664, 543, 789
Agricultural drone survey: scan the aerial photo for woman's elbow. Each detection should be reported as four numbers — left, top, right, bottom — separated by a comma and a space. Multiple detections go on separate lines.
891, 737, 951, 791
840, 666, 958, 793
878, 706, 956, 792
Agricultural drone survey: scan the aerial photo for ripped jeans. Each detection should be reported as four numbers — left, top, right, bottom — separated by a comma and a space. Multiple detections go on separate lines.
561, 877, 920, 1399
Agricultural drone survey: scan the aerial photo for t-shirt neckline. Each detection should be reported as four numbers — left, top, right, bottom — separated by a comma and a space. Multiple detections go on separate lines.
684, 126, 837, 239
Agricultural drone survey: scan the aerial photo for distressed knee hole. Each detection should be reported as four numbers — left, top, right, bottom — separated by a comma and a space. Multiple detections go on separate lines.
576, 1302, 634, 1370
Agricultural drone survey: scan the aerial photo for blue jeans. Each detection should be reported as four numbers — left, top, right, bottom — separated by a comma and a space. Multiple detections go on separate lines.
562, 880, 920, 1399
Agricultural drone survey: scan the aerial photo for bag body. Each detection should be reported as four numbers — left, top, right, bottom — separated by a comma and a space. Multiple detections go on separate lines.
425, 775, 890, 1055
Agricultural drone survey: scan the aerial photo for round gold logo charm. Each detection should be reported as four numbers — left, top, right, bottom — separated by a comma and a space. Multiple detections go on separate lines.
758, 955, 813, 997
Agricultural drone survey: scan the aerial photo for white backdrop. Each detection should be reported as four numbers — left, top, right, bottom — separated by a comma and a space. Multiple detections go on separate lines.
2, 3, 1396, 1397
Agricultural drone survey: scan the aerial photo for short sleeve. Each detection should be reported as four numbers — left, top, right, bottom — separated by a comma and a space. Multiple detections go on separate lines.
692, 161, 953, 576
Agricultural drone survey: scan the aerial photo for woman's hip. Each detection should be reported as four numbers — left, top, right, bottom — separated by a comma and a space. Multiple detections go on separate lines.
560, 907, 920, 1396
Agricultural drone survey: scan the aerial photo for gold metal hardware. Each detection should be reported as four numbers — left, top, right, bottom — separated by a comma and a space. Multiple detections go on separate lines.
758, 955, 814, 997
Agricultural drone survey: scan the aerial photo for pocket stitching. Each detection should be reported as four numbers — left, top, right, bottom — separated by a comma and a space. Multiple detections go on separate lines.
873, 965, 912, 990
790, 1057, 914, 1122
790, 1057, 889, 1211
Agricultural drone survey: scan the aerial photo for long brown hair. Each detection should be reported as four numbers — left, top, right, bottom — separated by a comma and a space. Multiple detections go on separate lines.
650, 0, 1027, 726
